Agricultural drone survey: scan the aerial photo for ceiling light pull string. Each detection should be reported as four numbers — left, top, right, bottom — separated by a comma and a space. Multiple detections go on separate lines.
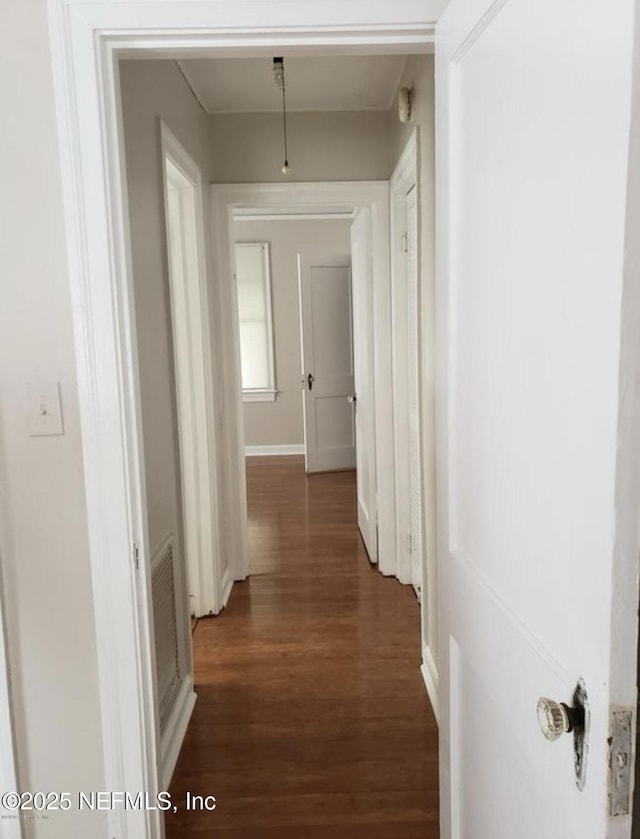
273, 57, 290, 175
281, 74, 289, 174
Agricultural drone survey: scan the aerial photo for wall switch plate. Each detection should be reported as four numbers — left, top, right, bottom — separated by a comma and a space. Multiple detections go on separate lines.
28, 382, 65, 437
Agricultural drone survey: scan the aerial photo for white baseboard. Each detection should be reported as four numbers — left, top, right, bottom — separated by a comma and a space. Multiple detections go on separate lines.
421, 643, 440, 725
245, 444, 305, 456
160, 677, 197, 789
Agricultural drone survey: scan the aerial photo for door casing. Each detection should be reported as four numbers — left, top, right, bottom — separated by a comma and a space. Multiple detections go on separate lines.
161, 122, 226, 619
211, 182, 394, 573
390, 133, 439, 719
0, 562, 21, 839
390, 134, 420, 587
46, 0, 438, 827
44, 2, 640, 838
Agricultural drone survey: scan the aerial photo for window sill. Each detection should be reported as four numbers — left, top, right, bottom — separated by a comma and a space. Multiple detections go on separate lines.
243, 390, 277, 403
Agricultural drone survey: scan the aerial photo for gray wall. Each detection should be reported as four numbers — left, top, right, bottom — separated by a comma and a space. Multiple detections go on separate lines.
120, 59, 215, 556
0, 1, 106, 836
234, 218, 352, 447
214, 105, 398, 450
210, 110, 393, 182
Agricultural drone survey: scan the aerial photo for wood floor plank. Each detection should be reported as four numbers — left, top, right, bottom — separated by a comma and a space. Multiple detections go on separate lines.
165, 456, 439, 837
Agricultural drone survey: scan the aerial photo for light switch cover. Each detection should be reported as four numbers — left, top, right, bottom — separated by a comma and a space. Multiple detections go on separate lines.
28, 382, 65, 437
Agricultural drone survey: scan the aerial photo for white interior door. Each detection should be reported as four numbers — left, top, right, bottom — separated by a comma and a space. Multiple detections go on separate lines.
437, 2, 638, 838
299, 253, 356, 473
351, 209, 377, 562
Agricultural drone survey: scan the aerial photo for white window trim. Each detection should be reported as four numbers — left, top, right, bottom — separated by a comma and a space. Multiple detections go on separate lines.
235, 241, 277, 397
243, 389, 278, 403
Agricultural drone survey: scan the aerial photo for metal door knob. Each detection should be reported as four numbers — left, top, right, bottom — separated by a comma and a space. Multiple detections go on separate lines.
537, 697, 584, 741
347, 395, 357, 404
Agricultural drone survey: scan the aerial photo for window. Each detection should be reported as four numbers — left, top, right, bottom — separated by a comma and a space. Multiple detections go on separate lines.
235, 242, 276, 401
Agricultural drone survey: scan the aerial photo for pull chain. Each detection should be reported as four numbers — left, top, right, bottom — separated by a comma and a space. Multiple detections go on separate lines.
273, 57, 290, 174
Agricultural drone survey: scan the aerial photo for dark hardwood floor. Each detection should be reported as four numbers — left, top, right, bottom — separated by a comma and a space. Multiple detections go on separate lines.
165, 455, 439, 837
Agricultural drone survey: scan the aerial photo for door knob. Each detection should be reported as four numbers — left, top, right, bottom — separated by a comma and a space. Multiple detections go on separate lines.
347, 395, 357, 404
536, 697, 584, 741
536, 679, 589, 791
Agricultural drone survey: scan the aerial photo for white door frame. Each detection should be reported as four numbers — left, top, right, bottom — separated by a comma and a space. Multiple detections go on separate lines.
161, 122, 225, 618
389, 133, 439, 718
0, 566, 22, 839
211, 182, 394, 577
46, 3, 439, 837
390, 131, 419, 586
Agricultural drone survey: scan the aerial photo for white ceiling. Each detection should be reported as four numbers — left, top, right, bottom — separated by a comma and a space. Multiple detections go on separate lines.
178, 55, 408, 114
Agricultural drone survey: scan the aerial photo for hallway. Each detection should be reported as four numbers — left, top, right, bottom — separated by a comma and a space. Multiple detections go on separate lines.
166, 456, 439, 837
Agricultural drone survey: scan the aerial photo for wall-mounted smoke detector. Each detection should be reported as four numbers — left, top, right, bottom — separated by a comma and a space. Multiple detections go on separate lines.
398, 87, 414, 123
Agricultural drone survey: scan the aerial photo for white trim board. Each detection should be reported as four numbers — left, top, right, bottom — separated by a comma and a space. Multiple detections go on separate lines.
421, 643, 440, 725
390, 131, 418, 587
243, 389, 277, 403
159, 677, 197, 791
46, 5, 441, 838
235, 211, 355, 222
0, 563, 22, 839
245, 445, 305, 456
390, 132, 440, 718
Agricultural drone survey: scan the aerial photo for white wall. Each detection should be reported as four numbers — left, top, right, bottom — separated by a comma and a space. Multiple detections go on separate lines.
0, 1, 106, 837
210, 111, 393, 182
388, 56, 438, 664
234, 218, 352, 447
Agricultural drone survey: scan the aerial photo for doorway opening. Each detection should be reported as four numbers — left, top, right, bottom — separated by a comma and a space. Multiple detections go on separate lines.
231, 208, 374, 555
51, 8, 439, 830
119, 58, 437, 825
160, 144, 435, 833
43, 3, 640, 837
232, 215, 356, 470
211, 178, 403, 558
